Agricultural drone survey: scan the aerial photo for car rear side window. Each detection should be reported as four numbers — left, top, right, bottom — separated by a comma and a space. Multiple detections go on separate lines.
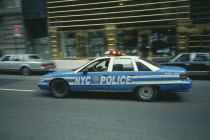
135, 60, 151, 71
11, 56, 22, 61
29, 55, 41, 60
113, 58, 134, 71
193, 54, 210, 61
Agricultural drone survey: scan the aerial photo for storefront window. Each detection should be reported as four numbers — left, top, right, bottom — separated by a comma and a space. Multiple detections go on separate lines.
60, 32, 77, 58
117, 30, 138, 56
2, 0, 18, 7
88, 31, 107, 57
138, 32, 150, 57
151, 29, 176, 57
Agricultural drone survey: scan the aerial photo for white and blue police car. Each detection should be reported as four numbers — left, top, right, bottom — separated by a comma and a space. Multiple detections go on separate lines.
37, 50, 192, 101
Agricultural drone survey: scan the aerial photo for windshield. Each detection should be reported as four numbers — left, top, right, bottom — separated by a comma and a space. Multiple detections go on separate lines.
72, 60, 92, 71
140, 57, 164, 68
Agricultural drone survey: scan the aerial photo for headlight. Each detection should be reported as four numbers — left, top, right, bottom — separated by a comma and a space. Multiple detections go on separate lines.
40, 79, 45, 82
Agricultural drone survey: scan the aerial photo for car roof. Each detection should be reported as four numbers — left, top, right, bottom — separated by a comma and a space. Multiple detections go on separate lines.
179, 52, 209, 54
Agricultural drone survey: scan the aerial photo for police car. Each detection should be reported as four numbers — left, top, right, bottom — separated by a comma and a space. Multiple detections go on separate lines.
37, 50, 192, 101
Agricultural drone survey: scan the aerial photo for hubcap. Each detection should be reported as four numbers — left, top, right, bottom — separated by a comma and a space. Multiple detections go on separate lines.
55, 83, 65, 94
23, 68, 29, 75
139, 86, 153, 99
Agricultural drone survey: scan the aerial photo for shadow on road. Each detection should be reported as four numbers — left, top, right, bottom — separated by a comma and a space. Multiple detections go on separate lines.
189, 76, 210, 80
0, 79, 22, 86
157, 92, 182, 102
34, 91, 182, 102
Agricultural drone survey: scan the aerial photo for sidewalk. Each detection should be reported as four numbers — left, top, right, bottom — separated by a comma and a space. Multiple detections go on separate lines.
54, 60, 90, 71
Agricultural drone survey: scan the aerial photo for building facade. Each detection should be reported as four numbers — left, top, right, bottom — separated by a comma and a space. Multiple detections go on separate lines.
48, 0, 210, 60
0, 0, 49, 58
188, 0, 210, 53
0, 0, 24, 56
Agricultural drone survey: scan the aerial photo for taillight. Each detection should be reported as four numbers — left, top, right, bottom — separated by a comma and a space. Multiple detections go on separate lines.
41, 63, 54, 67
180, 73, 188, 79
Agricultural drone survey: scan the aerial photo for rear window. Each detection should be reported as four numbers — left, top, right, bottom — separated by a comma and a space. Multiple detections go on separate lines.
135, 60, 151, 71
29, 55, 41, 60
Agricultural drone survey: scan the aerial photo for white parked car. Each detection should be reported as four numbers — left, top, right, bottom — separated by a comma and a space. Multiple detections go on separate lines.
0, 54, 56, 75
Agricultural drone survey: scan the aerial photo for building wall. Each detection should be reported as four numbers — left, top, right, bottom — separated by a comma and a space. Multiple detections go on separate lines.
47, 0, 191, 60
0, 0, 48, 57
0, 0, 25, 56
47, 0, 190, 30
47, 0, 210, 60
188, 0, 210, 52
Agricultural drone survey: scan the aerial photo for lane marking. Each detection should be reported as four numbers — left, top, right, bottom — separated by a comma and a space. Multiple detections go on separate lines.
0, 88, 36, 92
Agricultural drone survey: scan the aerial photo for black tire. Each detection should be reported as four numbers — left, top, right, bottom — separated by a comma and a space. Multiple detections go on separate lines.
50, 79, 70, 98
135, 86, 158, 101
21, 67, 31, 75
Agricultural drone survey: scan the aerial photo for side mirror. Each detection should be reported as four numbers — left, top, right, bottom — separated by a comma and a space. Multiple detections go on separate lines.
83, 68, 88, 75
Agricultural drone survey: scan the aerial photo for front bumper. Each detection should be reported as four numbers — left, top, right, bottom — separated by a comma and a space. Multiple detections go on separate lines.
37, 82, 49, 90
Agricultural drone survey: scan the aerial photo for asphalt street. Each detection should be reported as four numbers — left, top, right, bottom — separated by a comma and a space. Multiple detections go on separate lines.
0, 73, 210, 140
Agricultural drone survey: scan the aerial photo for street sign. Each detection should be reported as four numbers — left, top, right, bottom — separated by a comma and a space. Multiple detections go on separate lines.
13, 25, 21, 36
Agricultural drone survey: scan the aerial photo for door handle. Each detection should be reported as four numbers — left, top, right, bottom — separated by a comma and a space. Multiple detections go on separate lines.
103, 74, 108, 76
130, 74, 135, 76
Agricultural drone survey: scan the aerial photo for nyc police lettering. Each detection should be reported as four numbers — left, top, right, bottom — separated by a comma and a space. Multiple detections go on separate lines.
75, 76, 132, 85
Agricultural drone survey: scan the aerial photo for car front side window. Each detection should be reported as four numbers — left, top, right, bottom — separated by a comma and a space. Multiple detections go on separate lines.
175, 54, 190, 62
1, 56, 11, 61
80, 58, 110, 73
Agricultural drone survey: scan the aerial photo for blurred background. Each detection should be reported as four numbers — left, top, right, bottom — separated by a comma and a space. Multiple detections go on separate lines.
0, 0, 210, 60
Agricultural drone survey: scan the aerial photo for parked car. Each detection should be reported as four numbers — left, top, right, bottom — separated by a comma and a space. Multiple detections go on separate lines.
0, 54, 56, 75
37, 50, 192, 101
158, 53, 210, 76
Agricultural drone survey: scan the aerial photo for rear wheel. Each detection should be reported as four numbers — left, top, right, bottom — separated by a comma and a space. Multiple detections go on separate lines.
50, 79, 70, 98
21, 67, 31, 75
136, 86, 158, 101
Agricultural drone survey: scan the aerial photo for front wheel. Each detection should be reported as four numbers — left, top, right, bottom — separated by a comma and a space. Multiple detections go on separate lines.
50, 79, 70, 98
135, 86, 158, 101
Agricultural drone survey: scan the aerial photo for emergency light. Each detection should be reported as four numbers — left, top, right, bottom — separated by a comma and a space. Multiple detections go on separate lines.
105, 50, 124, 56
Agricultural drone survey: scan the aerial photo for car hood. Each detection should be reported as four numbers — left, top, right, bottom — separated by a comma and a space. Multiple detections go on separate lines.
42, 69, 75, 78
157, 66, 187, 73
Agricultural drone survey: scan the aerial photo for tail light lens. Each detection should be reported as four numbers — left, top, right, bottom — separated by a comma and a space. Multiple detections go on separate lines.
41, 63, 55, 67
180, 73, 188, 79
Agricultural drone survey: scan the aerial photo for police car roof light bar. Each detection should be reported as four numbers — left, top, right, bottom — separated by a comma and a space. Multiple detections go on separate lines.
105, 50, 123, 56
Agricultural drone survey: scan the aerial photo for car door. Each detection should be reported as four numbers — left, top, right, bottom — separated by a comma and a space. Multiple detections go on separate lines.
9, 55, 23, 70
103, 58, 137, 92
70, 58, 111, 91
0, 55, 12, 71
